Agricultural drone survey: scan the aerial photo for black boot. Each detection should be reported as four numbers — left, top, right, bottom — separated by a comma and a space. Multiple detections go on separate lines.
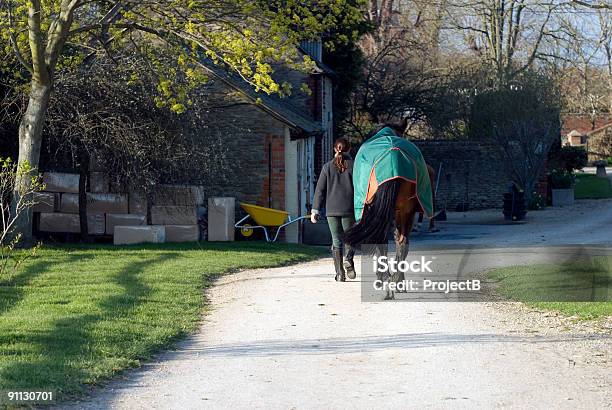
344, 245, 356, 279
332, 247, 346, 282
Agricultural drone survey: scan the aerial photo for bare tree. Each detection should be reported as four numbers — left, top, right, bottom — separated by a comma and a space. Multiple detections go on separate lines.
557, 10, 610, 126
470, 71, 562, 200
0, 158, 43, 275
571, 0, 611, 10
445, 0, 565, 85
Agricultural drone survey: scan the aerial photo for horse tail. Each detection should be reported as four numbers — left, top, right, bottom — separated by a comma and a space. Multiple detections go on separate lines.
343, 179, 401, 247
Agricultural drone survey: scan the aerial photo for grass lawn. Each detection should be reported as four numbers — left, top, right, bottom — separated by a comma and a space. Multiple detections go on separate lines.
0, 242, 325, 401
488, 256, 612, 320
574, 173, 612, 199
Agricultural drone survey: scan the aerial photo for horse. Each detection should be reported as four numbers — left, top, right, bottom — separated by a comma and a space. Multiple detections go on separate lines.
343, 122, 435, 300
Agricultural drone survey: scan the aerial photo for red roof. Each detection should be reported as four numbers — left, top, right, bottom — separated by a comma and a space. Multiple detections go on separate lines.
586, 121, 612, 136
561, 114, 612, 136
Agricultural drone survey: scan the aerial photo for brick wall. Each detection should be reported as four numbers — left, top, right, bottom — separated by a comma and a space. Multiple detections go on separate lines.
414, 140, 514, 211
258, 135, 286, 210
186, 80, 289, 210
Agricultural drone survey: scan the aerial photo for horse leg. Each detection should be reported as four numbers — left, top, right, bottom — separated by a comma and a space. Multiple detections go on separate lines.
393, 207, 416, 292
427, 164, 438, 232
373, 243, 393, 300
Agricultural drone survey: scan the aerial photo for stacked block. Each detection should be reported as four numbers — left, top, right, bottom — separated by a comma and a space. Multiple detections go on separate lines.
35, 173, 206, 244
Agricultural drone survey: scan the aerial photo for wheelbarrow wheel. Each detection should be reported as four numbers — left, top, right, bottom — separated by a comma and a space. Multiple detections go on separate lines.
240, 224, 254, 238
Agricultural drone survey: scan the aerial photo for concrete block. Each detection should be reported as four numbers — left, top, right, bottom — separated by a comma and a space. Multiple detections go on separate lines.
114, 225, 165, 245
129, 192, 147, 215
88, 214, 106, 235
60, 193, 129, 214
194, 186, 205, 206
42, 172, 80, 193
208, 197, 235, 241
59, 193, 80, 213
89, 172, 109, 193
106, 213, 146, 235
87, 193, 128, 214
164, 225, 199, 242
552, 189, 574, 207
39, 213, 80, 233
32, 192, 58, 213
151, 206, 197, 225
152, 185, 199, 206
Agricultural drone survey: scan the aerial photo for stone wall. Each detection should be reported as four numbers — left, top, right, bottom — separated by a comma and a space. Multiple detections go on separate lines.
413, 140, 513, 211
184, 79, 288, 211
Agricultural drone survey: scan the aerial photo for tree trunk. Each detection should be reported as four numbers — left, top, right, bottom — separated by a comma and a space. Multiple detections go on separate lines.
11, 82, 52, 245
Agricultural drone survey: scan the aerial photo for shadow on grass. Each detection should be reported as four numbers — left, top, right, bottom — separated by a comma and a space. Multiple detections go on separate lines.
0, 253, 93, 316
490, 256, 611, 302
48, 241, 327, 255
0, 253, 178, 396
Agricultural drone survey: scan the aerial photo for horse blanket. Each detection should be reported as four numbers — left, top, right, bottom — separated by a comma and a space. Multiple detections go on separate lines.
353, 127, 434, 220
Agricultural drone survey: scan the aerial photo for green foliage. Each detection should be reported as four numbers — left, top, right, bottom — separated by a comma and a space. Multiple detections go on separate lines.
549, 170, 574, 189
0, 0, 363, 104
0, 242, 325, 399
607, 157, 612, 166
550, 146, 588, 174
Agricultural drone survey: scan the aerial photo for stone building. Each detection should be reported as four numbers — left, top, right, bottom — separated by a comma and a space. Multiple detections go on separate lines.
193, 41, 335, 242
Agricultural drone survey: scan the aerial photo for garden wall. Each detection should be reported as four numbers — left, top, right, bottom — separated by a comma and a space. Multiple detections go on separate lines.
413, 140, 513, 211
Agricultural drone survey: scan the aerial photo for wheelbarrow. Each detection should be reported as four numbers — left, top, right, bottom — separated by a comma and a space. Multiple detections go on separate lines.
235, 203, 309, 242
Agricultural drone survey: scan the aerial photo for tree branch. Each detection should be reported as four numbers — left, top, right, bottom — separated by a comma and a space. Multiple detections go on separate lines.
571, 0, 611, 10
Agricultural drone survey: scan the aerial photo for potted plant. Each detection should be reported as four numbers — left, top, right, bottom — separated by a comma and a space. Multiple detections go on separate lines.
549, 170, 575, 206
548, 146, 587, 207
503, 183, 527, 221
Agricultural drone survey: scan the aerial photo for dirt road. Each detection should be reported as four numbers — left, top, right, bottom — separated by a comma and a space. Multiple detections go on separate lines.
63, 200, 612, 409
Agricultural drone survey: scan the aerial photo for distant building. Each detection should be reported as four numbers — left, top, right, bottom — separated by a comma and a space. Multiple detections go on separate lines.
562, 113, 612, 148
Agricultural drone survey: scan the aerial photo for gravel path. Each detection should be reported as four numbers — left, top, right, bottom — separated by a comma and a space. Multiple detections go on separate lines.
61, 200, 612, 409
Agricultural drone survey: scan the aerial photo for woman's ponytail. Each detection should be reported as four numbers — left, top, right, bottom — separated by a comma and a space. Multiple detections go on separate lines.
333, 138, 350, 173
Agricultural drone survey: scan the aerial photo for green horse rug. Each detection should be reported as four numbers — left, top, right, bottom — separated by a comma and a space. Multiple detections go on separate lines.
353, 127, 434, 221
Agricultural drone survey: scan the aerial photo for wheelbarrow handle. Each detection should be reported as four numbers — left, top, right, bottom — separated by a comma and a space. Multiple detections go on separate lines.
272, 215, 310, 242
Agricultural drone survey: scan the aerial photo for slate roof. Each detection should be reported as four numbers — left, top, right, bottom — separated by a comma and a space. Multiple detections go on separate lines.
196, 58, 324, 136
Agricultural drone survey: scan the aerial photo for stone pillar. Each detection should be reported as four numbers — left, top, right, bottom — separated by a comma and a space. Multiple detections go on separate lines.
594, 160, 607, 178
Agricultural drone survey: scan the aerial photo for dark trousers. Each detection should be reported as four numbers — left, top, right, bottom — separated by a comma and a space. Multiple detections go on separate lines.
327, 216, 355, 248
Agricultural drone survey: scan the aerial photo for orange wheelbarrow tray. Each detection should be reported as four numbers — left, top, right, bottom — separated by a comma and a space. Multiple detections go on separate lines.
235, 203, 309, 242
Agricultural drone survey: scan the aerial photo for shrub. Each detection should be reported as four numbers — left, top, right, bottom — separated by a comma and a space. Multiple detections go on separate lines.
550, 146, 588, 174
528, 191, 546, 210
469, 71, 561, 203
549, 170, 574, 189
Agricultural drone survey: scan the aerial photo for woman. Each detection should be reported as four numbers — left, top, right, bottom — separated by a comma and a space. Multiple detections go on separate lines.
311, 138, 356, 282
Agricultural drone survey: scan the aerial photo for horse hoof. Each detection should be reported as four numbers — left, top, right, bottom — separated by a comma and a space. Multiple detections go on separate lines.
344, 262, 356, 279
